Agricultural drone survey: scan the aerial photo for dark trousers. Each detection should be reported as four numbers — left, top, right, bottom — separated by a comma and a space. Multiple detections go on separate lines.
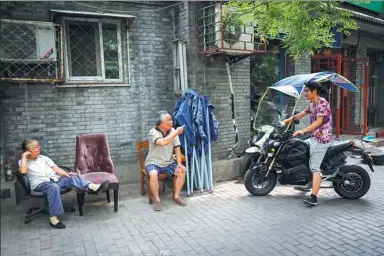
34, 176, 91, 216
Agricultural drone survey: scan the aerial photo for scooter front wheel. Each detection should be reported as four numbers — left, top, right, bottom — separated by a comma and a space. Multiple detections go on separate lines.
244, 163, 277, 196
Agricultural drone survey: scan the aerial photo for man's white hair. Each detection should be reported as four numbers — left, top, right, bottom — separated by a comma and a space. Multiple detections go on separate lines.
157, 110, 169, 125
21, 138, 38, 151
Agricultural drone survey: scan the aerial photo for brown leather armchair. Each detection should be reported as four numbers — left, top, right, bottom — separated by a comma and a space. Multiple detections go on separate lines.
74, 134, 119, 216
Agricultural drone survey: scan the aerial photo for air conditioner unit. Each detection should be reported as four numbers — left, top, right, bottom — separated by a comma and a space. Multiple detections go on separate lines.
0, 19, 56, 62
214, 4, 255, 52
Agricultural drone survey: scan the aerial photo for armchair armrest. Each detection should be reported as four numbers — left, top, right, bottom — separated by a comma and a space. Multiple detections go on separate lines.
58, 165, 75, 173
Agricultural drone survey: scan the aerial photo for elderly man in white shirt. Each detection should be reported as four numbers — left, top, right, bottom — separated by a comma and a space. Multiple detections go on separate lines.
19, 138, 110, 229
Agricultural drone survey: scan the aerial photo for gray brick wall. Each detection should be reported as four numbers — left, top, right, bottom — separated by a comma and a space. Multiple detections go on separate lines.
286, 56, 296, 78
197, 58, 251, 159
294, 56, 311, 130
353, 43, 367, 131
0, 1, 176, 169
0, 1, 251, 179
176, 2, 251, 159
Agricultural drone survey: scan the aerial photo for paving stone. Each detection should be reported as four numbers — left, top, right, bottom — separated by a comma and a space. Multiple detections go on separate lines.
1, 158, 384, 256
40, 249, 53, 256
51, 251, 64, 256
5, 248, 18, 256
85, 250, 97, 256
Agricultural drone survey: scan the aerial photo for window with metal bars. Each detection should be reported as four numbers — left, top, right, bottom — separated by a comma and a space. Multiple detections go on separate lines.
63, 17, 124, 83
0, 19, 62, 83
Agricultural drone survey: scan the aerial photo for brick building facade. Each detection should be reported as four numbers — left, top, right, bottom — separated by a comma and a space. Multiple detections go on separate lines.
0, 1, 251, 184
1, 1, 383, 188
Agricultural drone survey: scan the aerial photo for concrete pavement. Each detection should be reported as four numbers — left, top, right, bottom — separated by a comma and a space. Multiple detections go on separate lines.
1, 157, 383, 256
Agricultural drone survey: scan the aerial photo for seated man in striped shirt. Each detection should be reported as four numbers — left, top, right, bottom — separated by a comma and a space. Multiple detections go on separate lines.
145, 110, 186, 211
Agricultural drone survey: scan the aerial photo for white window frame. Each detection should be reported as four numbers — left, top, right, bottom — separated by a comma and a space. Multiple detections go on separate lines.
63, 17, 124, 84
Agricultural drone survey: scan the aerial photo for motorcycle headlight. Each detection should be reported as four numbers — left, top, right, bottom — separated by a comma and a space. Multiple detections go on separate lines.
267, 140, 281, 152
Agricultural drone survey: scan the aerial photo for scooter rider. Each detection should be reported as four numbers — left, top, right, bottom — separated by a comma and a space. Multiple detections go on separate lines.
281, 81, 332, 206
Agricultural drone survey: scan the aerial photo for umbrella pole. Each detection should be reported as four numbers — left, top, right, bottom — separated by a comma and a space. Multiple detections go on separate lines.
194, 147, 201, 192
202, 144, 209, 190
205, 107, 214, 192
190, 145, 196, 194
184, 136, 190, 195
253, 90, 268, 131
200, 141, 206, 192
286, 85, 306, 132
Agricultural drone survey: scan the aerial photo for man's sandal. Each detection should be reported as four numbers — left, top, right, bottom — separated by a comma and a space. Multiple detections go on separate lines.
153, 200, 162, 211
172, 197, 187, 206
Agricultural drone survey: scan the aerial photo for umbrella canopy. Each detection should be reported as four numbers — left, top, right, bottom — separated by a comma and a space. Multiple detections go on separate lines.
272, 71, 359, 94
269, 85, 301, 98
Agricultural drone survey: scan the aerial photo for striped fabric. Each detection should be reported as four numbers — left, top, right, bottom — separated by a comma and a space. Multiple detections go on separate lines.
145, 162, 177, 176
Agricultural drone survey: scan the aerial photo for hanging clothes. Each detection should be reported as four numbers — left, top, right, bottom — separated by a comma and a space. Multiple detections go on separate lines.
172, 89, 218, 158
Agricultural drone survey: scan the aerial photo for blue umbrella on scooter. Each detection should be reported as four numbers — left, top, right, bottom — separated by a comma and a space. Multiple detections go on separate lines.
272, 71, 359, 95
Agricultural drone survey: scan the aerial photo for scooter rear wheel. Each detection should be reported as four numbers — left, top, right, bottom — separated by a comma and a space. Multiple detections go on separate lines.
333, 165, 371, 199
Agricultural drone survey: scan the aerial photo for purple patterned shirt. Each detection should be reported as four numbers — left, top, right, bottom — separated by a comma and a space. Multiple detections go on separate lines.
305, 97, 332, 144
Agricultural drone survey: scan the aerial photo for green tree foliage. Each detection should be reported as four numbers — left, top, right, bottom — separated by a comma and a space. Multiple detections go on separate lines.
251, 54, 279, 93
222, 1, 359, 57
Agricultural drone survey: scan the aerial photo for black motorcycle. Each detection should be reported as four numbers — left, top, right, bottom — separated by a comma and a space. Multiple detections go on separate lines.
244, 119, 375, 199
241, 102, 307, 178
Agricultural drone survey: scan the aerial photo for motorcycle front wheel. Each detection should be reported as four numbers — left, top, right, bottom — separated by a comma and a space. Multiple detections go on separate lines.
333, 165, 371, 199
240, 153, 260, 178
244, 163, 277, 196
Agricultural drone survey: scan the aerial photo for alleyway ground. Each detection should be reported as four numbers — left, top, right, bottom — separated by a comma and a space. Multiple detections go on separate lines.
1, 158, 383, 256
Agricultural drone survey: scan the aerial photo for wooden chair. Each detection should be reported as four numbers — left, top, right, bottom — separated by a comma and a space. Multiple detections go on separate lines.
137, 140, 176, 204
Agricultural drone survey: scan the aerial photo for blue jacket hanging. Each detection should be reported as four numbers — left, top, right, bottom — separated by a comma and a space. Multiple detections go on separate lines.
172, 89, 219, 158
208, 104, 219, 142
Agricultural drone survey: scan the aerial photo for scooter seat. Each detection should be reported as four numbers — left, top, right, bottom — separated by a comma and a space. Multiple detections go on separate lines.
327, 140, 353, 154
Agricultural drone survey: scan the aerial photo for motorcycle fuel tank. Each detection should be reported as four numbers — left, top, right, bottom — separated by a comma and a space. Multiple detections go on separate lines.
276, 138, 309, 167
